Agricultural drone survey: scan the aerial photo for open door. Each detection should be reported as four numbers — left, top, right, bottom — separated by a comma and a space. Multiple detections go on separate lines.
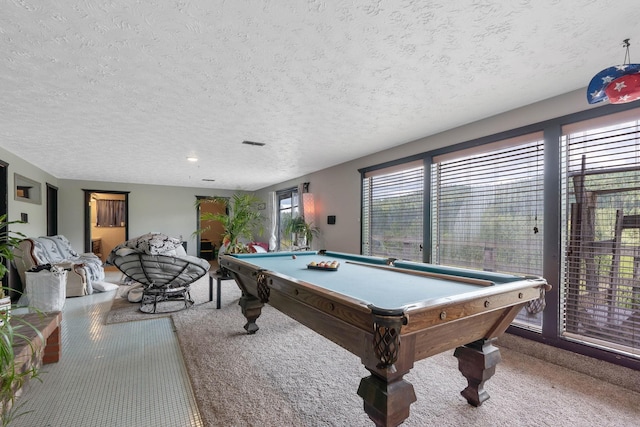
196, 196, 227, 260
83, 189, 129, 263
46, 183, 58, 236
0, 160, 8, 293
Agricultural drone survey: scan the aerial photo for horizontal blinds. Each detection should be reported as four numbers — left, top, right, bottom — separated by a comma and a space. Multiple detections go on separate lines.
362, 164, 424, 261
433, 131, 544, 163
432, 135, 544, 277
363, 159, 424, 178
562, 114, 640, 356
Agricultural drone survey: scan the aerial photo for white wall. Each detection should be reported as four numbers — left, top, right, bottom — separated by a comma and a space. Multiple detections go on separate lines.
256, 88, 599, 254
0, 146, 58, 238
58, 179, 237, 256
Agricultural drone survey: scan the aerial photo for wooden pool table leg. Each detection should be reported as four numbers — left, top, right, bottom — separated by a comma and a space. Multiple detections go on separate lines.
453, 338, 502, 406
357, 316, 417, 427
238, 293, 264, 334
357, 372, 416, 427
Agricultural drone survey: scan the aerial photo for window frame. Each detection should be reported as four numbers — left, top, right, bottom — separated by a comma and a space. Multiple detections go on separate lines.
361, 159, 425, 261
275, 187, 300, 251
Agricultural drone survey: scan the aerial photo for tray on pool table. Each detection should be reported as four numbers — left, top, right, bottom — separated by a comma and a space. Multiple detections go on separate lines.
306, 263, 339, 271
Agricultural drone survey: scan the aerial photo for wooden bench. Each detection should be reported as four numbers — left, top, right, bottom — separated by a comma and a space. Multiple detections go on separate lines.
2, 311, 62, 410
12, 311, 62, 368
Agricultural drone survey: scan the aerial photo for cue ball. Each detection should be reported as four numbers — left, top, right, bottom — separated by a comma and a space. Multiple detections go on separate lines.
292, 255, 296, 259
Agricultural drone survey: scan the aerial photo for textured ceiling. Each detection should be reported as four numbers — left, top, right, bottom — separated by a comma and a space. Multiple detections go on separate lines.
1, 1, 639, 190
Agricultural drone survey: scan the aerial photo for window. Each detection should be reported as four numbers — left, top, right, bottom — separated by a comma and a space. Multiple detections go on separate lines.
359, 105, 640, 367
431, 133, 545, 329
362, 161, 424, 261
561, 110, 640, 357
96, 199, 126, 227
276, 187, 300, 250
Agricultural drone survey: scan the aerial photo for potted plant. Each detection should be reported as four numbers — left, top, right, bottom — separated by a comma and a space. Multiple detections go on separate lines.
0, 216, 25, 322
0, 314, 41, 427
197, 194, 265, 255
0, 214, 40, 426
283, 216, 319, 249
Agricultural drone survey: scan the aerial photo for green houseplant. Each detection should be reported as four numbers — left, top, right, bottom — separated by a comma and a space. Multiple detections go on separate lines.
0, 215, 40, 426
283, 216, 319, 248
197, 194, 265, 255
0, 215, 25, 303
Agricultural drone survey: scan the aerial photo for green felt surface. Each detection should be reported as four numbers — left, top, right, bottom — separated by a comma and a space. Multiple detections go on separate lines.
231, 251, 523, 310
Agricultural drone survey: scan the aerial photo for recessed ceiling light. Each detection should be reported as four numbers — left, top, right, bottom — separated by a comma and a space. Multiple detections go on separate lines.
187, 156, 198, 162
242, 140, 266, 146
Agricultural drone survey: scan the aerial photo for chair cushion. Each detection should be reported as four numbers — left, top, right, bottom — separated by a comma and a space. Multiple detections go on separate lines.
111, 233, 183, 256
92, 281, 119, 292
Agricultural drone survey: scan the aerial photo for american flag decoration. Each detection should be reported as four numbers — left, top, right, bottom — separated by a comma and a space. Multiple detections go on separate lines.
587, 39, 640, 105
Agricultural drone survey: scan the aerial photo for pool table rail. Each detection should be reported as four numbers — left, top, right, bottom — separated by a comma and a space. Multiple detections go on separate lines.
399, 276, 547, 333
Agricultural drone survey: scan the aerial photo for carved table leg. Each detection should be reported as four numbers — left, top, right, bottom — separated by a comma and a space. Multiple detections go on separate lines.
357, 372, 416, 427
357, 309, 416, 427
238, 293, 263, 334
453, 338, 501, 406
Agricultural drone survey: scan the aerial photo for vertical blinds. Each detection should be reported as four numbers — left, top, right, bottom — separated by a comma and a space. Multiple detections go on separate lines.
432, 133, 544, 277
362, 161, 424, 261
562, 115, 640, 356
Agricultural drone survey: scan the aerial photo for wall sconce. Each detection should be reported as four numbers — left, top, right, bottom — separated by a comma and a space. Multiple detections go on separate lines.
302, 192, 316, 225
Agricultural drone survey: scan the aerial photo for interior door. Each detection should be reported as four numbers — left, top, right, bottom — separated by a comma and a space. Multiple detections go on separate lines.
0, 160, 8, 292
46, 183, 58, 236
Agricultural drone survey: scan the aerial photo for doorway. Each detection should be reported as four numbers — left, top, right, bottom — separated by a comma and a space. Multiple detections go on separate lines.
46, 183, 58, 236
0, 160, 8, 292
196, 196, 227, 260
83, 190, 129, 263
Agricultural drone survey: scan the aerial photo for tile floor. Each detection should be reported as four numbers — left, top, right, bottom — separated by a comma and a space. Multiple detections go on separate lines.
10, 275, 203, 427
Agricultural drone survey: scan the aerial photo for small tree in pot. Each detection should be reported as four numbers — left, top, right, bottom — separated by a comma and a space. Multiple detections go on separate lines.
197, 194, 265, 255
283, 216, 319, 249
0, 214, 26, 320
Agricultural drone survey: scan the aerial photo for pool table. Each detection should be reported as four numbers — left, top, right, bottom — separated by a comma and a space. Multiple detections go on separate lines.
220, 250, 550, 427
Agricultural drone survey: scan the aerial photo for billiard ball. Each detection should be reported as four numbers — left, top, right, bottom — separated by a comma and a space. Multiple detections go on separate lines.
292, 255, 297, 259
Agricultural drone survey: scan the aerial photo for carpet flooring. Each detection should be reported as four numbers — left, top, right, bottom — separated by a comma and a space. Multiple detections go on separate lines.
106, 275, 640, 426
105, 274, 210, 324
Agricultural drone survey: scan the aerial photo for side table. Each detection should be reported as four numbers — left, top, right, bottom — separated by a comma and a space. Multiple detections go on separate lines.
208, 270, 236, 309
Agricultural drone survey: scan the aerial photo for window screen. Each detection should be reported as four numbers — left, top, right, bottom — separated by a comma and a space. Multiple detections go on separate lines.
562, 110, 640, 357
362, 161, 424, 261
